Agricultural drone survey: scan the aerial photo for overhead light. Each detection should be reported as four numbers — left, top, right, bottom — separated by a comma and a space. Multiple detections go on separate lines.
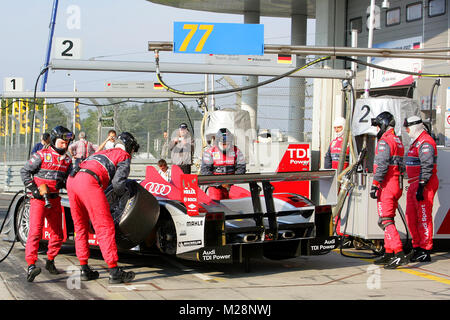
381, 0, 390, 9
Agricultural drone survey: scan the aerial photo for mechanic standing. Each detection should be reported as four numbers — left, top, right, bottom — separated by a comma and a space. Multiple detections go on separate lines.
369, 112, 409, 269
201, 128, 246, 200
324, 117, 350, 243
66, 132, 139, 283
20, 126, 74, 282
403, 116, 438, 262
324, 117, 349, 170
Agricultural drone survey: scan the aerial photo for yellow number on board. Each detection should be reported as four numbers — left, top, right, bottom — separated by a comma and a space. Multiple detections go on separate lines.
195, 25, 214, 52
179, 24, 198, 52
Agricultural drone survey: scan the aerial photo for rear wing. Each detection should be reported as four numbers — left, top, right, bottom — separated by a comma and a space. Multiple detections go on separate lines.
197, 170, 337, 205
141, 165, 337, 216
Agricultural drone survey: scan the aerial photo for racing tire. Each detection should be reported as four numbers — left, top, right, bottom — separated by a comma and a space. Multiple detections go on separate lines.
15, 197, 31, 247
106, 180, 160, 250
156, 217, 177, 256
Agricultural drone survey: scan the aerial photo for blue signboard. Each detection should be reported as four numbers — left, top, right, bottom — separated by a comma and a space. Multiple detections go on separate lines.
173, 22, 264, 55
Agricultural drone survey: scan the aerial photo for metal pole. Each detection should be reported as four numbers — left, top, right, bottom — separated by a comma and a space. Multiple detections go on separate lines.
210, 74, 215, 111
73, 80, 77, 133
364, 0, 376, 98
41, 0, 59, 92
351, 29, 358, 91
167, 99, 172, 137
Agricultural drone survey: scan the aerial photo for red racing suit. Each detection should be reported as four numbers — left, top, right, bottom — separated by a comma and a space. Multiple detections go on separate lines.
66, 148, 131, 268
20, 147, 72, 265
372, 129, 405, 254
324, 136, 349, 170
200, 145, 246, 200
404, 130, 438, 251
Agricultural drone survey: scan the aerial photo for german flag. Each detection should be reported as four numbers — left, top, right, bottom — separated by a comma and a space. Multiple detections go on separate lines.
154, 82, 163, 90
412, 42, 420, 49
277, 54, 292, 64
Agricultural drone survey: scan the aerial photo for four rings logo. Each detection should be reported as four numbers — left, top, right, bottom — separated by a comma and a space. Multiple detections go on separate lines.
144, 182, 172, 196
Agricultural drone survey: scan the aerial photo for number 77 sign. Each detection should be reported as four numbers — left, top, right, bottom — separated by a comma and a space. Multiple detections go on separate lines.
173, 22, 264, 55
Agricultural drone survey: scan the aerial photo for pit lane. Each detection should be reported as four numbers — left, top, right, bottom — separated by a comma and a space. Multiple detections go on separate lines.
0, 194, 449, 300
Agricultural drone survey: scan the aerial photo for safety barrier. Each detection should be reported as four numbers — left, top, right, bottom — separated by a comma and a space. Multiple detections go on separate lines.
0, 158, 160, 193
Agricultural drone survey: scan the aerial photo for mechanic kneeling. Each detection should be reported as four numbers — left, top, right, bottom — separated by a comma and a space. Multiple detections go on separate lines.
67, 132, 140, 284
21, 126, 74, 282
201, 128, 246, 200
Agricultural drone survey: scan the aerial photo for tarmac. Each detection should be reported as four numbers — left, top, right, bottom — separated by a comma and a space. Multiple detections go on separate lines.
0, 192, 449, 306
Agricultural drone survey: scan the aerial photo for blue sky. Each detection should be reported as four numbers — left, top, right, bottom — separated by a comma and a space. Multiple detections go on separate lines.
0, 0, 315, 131
0, 0, 304, 91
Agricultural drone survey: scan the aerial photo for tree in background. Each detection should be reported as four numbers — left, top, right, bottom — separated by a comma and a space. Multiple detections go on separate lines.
81, 100, 203, 157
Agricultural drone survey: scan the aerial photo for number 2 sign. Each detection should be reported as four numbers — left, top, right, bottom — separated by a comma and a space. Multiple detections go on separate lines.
351, 98, 405, 137
53, 37, 82, 59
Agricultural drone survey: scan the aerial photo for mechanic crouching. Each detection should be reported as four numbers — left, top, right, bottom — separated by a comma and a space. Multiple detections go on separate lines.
403, 116, 438, 262
66, 132, 140, 284
369, 112, 410, 269
201, 128, 246, 200
20, 126, 74, 282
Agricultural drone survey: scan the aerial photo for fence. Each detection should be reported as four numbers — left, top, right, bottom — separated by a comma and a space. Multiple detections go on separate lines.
0, 158, 160, 193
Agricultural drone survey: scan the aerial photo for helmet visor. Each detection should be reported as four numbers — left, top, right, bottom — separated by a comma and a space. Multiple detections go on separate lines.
403, 118, 422, 127
61, 132, 74, 141
371, 118, 378, 127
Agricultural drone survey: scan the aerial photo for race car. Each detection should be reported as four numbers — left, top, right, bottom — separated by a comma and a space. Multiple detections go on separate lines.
9, 144, 338, 268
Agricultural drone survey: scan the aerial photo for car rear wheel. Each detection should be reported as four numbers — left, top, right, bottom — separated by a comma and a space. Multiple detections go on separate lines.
156, 218, 177, 255
15, 198, 30, 247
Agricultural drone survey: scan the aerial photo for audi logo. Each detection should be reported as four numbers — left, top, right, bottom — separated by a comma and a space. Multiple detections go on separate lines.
144, 182, 172, 196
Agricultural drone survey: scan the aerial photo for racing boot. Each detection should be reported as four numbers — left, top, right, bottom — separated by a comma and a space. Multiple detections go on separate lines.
373, 252, 393, 265
27, 264, 41, 282
109, 267, 135, 284
410, 248, 431, 263
80, 265, 100, 281
384, 251, 410, 269
45, 259, 60, 275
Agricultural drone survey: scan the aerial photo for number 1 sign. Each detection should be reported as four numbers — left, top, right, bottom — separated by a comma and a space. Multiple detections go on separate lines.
3, 77, 24, 91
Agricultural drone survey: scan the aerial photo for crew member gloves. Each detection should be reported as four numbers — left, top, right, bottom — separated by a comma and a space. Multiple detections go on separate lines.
55, 180, 66, 190
26, 182, 43, 200
416, 182, 425, 201
370, 185, 379, 199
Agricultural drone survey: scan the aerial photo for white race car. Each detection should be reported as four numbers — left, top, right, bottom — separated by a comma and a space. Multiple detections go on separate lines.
10, 146, 338, 269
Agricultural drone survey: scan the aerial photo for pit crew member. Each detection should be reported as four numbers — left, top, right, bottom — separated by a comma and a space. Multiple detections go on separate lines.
201, 128, 246, 200
404, 116, 438, 262
67, 132, 139, 283
20, 126, 73, 282
324, 117, 349, 170
370, 112, 409, 269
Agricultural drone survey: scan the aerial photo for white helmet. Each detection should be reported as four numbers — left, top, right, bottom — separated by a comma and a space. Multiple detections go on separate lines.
333, 117, 346, 128
404, 115, 424, 141
333, 117, 346, 137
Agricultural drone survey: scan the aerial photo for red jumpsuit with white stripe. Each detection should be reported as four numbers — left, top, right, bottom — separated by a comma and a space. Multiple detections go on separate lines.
324, 136, 349, 170
200, 145, 246, 200
405, 130, 438, 251
20, 147, 72, 265
372, 129, 405, 254
67, 148, 131, 268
